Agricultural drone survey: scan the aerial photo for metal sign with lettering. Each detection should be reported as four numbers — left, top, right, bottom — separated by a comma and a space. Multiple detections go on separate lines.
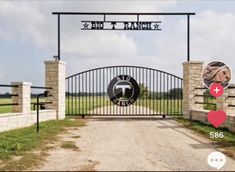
81, 21, 162, 30
107, 75, 140, 107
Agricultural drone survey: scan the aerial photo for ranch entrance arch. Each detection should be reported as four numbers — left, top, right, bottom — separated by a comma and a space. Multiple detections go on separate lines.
66, 66, 183, 117
52, 12, 195, 117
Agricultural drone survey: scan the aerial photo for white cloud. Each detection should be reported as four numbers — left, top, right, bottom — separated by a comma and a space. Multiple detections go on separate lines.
62, 32, 137, 58
0, 2, 56, 48
191, 10, 235, 60
191, 10, 235, 81
0, 0, 177, 49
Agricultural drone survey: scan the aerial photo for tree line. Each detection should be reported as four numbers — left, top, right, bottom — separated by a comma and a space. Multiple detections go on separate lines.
66, 83, 183, 99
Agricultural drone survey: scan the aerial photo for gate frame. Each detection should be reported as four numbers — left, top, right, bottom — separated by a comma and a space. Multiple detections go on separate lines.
66, 65, 183, 117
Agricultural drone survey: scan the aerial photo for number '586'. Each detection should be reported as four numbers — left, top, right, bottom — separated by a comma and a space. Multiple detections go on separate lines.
209, 132, 224, 139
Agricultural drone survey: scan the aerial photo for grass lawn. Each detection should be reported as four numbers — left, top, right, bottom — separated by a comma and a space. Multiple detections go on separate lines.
177, 117, 235, 159
0, 118, 86, 171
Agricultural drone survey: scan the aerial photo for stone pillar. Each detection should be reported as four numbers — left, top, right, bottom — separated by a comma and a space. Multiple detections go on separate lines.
45, 60, 66, 120
11, 82, 31, 113
182, 61, 204, 119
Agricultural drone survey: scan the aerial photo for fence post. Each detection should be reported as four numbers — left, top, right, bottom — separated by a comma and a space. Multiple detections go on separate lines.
182, 61, 204, 119
44, 60, 66, 120
11, 82, 31, 113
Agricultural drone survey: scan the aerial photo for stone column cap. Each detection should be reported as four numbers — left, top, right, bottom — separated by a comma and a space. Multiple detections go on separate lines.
44, 60, 66, 65
11, 82, 32, 86
183, 61, 204, 65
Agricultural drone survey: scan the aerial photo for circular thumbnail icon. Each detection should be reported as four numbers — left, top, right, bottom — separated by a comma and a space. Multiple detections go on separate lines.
202, 61, 231, 88
107, 75, 140, 107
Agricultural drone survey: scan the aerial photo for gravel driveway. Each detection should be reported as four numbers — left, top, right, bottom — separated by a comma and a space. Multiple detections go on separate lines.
36, 117, 235, 171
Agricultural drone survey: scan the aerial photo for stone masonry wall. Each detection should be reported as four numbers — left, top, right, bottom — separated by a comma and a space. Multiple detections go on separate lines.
0, 110, 57, 132
183, 61, 235, 133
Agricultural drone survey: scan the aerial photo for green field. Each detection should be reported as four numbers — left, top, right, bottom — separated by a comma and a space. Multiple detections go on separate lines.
66, 96, 182, 116
0, 99, 12, 114
1, 96, 216, 115
0, 98, 47, 114
0, 97, 182, 115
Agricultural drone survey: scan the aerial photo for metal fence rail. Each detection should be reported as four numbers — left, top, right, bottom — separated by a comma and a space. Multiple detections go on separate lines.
194, 87, 216, 110
0, 84, 19, 107
31, 86, 53, 110
66, 65, 183, 116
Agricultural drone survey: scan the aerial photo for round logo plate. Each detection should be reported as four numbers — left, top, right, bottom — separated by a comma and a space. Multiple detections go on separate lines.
107, 75, 140, 106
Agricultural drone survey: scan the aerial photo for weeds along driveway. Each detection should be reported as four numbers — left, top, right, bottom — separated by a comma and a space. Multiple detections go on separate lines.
35, 117, 235, 171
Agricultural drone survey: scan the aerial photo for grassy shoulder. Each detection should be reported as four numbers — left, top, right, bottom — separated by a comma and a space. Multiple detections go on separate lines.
0, 118, 86, 171
177, 117, 235, 159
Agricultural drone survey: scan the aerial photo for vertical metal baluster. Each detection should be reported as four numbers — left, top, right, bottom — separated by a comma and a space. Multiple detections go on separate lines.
135, 67, 137, 115
99, 69, 101, 115
181, 80, 183, 115
153, 71, 155, 115
95, 70, 97, 116
155, 72, 157, 115
122, 67, 126, 115
105, 68, 111, 115
167, 75, 169, 115
89, 71, 91, 116
92, 71, 94, 115
109, 67, 112, 113
75, 76, 77, 115
132, 67, 134, 115
170, 75, 172, 114
129, 67, 131, 115
146, 69, 148, 115
78, 75, 80, 115
82, 74, 84, 116
113, 67, 115, 115
160, 72, 162, 115
163, 73, 165, 115
86, 73, 88, 115
119, 67, 122, 115
71, 77, 74, 115
139, 68, 141, 115
177, 78, 179, 115
125, 66, 127, 115
173, 77, 177, 114
115, 67, 118, 115
150, 70, 152, 115
103, 68, 104, 115
68, 78, 70, 115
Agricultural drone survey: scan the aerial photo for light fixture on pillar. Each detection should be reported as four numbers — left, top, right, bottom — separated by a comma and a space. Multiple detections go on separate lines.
53, 55, 59, 61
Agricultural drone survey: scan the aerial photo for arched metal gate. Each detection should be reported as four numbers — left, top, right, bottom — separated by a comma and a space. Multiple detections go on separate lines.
66, 66, 183, 116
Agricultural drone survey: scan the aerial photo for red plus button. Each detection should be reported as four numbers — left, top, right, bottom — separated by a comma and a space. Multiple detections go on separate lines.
210, 83, 224, 98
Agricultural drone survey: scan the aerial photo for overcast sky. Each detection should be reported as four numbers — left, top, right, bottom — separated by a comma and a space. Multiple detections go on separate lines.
0, 0, 235, 87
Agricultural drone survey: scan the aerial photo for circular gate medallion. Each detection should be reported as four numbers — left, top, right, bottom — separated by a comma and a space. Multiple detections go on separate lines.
107, 75, 140, 106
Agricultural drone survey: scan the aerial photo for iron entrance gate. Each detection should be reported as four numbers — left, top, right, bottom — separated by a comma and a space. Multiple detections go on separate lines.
66, 66, 183, 116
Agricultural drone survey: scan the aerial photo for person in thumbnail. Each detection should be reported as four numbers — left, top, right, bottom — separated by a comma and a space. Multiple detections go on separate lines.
203, 61, 231, 88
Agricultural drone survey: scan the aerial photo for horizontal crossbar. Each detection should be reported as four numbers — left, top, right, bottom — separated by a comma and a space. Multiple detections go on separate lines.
52, 12, 196, 16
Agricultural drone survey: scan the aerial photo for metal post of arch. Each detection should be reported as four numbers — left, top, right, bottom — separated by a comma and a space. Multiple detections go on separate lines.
52, 12, 195, 61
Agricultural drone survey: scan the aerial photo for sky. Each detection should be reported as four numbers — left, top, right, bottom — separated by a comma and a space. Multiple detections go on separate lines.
0, 0, 235, 89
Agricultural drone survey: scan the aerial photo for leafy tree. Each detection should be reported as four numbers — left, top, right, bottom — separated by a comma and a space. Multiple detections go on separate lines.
139, 83, 149, 99
168, 88, 183, 99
